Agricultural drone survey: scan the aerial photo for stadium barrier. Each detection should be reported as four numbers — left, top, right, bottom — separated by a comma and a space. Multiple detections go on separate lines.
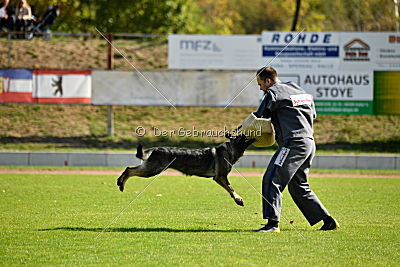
0, 151, 398, 170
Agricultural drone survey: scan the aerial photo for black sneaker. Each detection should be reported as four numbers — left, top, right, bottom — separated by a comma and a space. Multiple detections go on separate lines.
319, 218, 340, 231
254, 224, 280, 233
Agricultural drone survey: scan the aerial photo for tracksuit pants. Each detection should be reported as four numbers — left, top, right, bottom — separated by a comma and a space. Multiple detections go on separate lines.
262, 137, 330, 226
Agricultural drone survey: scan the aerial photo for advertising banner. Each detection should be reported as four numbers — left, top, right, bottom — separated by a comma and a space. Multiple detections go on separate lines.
33, 70, 92, 104
261, 31, 400, 72
339, 32, 400, 71
168, 32, 400, 114
293, 70, 373, 114
261, 31, 340, 72
0, 69, 34, 103
168, 34, 264, 70
260, 32, 400, 114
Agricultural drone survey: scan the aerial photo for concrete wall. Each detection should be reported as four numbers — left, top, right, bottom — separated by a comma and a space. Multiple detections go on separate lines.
92, 70, 261, 107
0, 152, 398, 169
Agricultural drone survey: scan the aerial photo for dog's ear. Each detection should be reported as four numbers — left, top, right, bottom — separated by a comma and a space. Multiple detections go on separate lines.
225, 132, 232, 139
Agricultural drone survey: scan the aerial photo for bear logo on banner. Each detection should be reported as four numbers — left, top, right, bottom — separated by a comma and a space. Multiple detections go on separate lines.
52, 76, 63, 96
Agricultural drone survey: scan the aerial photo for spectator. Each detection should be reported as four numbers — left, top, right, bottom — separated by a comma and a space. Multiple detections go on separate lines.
16, 0, 31, 35
16, 0, 31, 20
0, 0, 10, 31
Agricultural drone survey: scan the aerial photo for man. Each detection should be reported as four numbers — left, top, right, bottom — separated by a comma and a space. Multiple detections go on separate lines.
252, 67, 339, 233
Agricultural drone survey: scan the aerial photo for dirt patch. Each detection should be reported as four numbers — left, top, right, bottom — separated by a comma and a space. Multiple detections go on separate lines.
0, 169, 399, 178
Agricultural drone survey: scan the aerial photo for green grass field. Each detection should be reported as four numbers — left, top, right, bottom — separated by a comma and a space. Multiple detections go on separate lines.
1, 171, 399, 265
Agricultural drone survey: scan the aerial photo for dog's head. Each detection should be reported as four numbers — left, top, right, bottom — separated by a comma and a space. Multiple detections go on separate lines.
225, 132, 255, 158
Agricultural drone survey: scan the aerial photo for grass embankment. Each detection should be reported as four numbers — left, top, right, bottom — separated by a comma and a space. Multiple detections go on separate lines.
0, 36, 168, 70
0, 104, 399, 153
0, 173, 399, 265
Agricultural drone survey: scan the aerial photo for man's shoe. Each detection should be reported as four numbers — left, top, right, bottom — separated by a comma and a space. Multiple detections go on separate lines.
254, 224, 280, 233
319, 218, 340, 231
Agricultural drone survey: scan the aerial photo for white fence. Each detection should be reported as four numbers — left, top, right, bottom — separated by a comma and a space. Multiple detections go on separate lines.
0, 152, 398, 169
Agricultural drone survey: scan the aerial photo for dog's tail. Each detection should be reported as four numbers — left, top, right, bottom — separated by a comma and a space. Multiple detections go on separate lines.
136, 143, 144, 159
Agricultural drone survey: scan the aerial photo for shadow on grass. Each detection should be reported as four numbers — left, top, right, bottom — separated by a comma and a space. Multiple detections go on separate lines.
38, 226, 249, 233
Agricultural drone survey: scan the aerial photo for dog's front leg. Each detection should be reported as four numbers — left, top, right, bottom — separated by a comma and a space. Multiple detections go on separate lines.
213, 176, 244, 206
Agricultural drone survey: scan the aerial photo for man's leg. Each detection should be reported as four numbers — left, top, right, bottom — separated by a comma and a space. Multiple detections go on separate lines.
287, 139, 338, 229
258, 144, 308, 232
261, 151, 280, 222
288, 165, 330, 226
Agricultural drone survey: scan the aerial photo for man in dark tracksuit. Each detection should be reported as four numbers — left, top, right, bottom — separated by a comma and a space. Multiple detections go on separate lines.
253, 67, 339, 233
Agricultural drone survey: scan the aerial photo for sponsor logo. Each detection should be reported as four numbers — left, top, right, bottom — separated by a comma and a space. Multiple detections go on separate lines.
270, 33, 332, 44
388, 35, 400, 43
179, 40, 222, 52
290, 94, 313, 106
343, 39, 370, 61
274, 147, 290, 167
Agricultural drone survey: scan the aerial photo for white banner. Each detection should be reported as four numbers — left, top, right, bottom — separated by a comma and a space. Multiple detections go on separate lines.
168, 34, 263, 70
168, 32, 400, 72
339, 32, 400, 71
296, 71, 373, 101
33, 70, 91, 104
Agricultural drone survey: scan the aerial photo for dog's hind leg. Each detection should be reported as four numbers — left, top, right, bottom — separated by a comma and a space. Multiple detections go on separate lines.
213, 176, 244, 206
117, 166, 143, 192
117, 161, 169, 192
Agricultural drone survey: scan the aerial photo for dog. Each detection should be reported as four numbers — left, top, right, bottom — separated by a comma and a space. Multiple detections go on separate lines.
117, 133, 254, 206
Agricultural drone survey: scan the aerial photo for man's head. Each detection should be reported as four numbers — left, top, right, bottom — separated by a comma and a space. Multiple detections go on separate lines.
256, 67, 278, 93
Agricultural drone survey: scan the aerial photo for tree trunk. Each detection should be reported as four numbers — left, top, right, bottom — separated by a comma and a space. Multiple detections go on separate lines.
291, 0, 301, 31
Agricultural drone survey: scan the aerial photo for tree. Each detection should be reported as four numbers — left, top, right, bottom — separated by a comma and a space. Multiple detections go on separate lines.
27, 0, 400, 33
28, 0, 209, 33
195, 0, 243, 34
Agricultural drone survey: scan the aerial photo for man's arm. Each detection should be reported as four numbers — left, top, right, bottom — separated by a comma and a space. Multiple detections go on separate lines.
254, 91, 273, 118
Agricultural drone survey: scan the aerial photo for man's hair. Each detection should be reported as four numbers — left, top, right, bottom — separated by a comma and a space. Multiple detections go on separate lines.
256, 67, 278, 82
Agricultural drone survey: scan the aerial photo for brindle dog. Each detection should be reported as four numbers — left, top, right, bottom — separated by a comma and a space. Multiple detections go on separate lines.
117, 133, 254, 206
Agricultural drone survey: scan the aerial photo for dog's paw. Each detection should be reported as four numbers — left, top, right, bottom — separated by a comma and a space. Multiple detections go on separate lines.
119, 184, 125, 192
234, 198, 244, 206
117, 175, 125, 192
